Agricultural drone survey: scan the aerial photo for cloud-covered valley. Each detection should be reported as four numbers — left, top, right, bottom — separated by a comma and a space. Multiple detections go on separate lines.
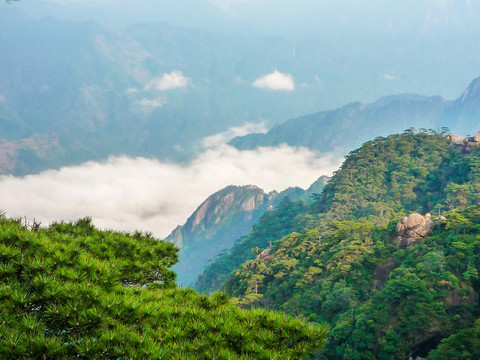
0, 128, 341, 239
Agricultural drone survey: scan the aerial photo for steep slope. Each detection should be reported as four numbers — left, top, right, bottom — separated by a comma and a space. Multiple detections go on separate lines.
195, 195, 311, 293
219, 131, 480, 359
5, 8, 480, 176
167, 178, 326, 287
0, 15, 155, 174
442, 77, 480, 135
167, 184, 279, 287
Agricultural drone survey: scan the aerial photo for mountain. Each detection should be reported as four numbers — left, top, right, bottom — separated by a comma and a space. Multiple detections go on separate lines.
442, 77, 480, 135
195, 195, 312, 293
167, 177, 327, 287
0, 12, 383, 175
201, 131, 480, 359
3, 7, 480, 176
230, 78, 480, 154
0, 15, 155, 174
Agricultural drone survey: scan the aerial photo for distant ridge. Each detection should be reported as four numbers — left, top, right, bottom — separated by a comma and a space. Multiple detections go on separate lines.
230, 77, 480, 154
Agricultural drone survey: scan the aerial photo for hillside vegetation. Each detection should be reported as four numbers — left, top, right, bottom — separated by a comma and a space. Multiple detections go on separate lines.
207, 131, 480, 359
195, 196, 312, 293
0, 216, 326, 359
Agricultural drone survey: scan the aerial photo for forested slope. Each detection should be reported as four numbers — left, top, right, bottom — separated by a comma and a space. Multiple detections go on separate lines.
214, 131, 480, 359
195, 196, 312, 293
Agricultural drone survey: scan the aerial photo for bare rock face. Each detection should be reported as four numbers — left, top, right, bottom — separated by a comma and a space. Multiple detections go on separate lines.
256, 248, 272, 260
396, 213, 434, 248
447, 133, 466, 145
448, 131, 480, 152
474, 132, 480, 143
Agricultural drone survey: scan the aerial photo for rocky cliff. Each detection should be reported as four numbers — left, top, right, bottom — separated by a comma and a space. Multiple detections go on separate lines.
167, 177, 327, 286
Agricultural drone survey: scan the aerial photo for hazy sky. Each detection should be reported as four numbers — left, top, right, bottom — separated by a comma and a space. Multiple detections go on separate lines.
10, 0, 480, 39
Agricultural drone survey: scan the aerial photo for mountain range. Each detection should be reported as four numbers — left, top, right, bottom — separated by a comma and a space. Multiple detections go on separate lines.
2, 3, 480, 176
3, 2, 480, 358
163, 75, 480, 290
230, 77, 480, 154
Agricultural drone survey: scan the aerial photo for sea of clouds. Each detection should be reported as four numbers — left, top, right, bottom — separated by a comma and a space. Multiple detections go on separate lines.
0, 124, 341, 239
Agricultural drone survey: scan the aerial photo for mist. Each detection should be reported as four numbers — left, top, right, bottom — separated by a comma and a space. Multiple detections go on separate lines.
0, 138, 341, 239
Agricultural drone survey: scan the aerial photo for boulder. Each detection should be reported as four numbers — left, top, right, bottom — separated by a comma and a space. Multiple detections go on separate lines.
474, 131, 480, 143
395, 213, 434, 248
404, 213, 426, 228
257, 248, 272, 260
447, 134, 466, 145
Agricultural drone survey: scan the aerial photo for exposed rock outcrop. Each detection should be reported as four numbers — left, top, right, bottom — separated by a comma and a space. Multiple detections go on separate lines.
395, 213, 434, 248
168, 177, 328, 287
256, 248, 272, 260
447, 131, 480, 152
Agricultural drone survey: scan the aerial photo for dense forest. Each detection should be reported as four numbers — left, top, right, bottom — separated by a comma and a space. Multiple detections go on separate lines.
199, 130, 480, 359
196, 196, 312, 293
0, 216, 326, 359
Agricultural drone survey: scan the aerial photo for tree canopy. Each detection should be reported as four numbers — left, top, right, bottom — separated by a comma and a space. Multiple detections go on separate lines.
0, 215, 327, 359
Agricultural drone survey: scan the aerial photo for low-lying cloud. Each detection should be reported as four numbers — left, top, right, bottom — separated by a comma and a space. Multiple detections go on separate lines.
202, 122, 268, 148
144, 71, 191, 91
252, 70, 295, 91
0, 133, 341, 239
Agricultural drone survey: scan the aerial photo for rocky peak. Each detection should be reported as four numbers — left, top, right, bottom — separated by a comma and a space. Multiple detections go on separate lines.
460, 77, 480, 105
167, 177, 326, 286
166, 185, 270, 246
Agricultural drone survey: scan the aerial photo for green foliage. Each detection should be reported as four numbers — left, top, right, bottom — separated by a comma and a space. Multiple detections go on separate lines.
214, 132, 480, 359
427, 319, 480, 360
0, 215, 327, 359
316, 132, 452, 219
195, 197, 309, 293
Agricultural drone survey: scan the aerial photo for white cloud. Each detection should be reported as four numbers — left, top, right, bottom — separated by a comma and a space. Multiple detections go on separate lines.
202, 122, 268, 148
252, 70, 295, 91
144, 71, 191, 91
126, 87, 139, 94
0, 138, 341, 239
139, 97, 167, 108
382, 74, 396, 81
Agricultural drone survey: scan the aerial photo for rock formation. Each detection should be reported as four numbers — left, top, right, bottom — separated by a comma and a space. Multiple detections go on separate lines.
447, 131, 480, 152
256, 248, 272, 260
395, 213, 434, 248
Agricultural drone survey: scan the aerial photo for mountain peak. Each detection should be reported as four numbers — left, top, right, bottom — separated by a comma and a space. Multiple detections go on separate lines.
460, 76, 480, 104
